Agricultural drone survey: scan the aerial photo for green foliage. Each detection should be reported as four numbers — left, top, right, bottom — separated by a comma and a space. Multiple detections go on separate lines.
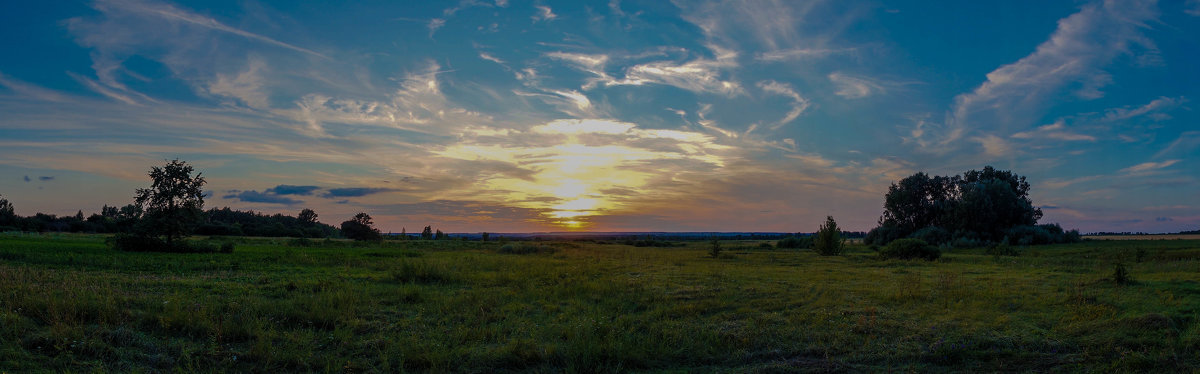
873, 166, 1050, 245
421, 225, 433, 240
880, 238, 940, 260
776, 236, 812, 249
133, 159, 206, 246
340, 212, 382, 241
909, 226, 951, 246
813, 216, 845, 256
497, 243, 555, 254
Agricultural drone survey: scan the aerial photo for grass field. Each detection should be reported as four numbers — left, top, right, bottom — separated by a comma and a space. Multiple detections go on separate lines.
1, 233, 1197, 372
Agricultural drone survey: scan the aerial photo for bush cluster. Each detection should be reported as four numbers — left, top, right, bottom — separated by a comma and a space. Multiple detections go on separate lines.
879, 238, 940, 261
775, 236, 812, 249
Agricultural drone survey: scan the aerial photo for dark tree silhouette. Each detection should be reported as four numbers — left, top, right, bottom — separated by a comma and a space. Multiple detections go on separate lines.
421, 226, 433, 240
869, 166, 1047, 245
298, 208, 319, 225
813, 216, 845, 256
134, 159, 206, 246
0, 194, 15, 228
341, 212, 381, 241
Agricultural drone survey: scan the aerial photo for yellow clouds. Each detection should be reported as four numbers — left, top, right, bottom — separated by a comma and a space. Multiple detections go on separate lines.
436, 119, 729, 229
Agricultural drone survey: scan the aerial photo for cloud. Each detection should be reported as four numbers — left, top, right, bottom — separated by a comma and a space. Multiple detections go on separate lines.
756, 80, 810, 129
971, 135, 1013, 157
1119, 160, 1180, 174
828, 72, 882, 99
532, 5, 557, 22
1187, 0, 1200, 16
1102, 96, 1185, 122
428, 18, 446, 36
207, 57, 269, 108
1011, 120, 1096, 142
265, 185, 321, 196
23, 176, 31, 182
76, 0, 325, 59
937, 0, 1159, 148
322, 187, 397, 198
1154, 131, 1200, 159
757, 48, 852, 62
222, 190, 303, 205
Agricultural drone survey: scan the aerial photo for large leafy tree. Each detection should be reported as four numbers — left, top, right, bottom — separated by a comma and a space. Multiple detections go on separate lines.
134, 159, 206, 246
298, 208, 319, 225
870, 166, 1043, 244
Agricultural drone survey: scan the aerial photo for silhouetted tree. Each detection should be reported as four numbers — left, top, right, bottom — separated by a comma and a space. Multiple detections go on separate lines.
421, 226, 433, 240
434, 229, 445, 240
869, 166, 1047, 245
341, 212, 381, 241
481, 232, 490, 242
298, 208, 318, 225
0, 194, 15, 228
134, 159, 207, 246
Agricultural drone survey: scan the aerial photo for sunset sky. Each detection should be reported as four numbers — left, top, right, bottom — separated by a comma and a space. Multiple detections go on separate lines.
1, 0, 1198, 233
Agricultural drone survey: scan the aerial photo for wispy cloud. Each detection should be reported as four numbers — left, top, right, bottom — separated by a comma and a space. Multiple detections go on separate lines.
756, 80, 810, 129
1102, 96, 1185, 122
532, 5, 557, 22
939, 0, 1159, 148
1011, 120, 1096, 142
1119, 159, 1180, 174
757, 48, 853, 62
82, 0, 326, 59
828, 72, 882, 99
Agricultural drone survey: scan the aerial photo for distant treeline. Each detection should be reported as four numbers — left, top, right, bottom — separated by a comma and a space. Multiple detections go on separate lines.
0, 202, 338, 238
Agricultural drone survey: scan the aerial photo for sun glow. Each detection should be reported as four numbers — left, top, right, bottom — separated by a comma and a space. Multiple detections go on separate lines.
437, 119, 727, 229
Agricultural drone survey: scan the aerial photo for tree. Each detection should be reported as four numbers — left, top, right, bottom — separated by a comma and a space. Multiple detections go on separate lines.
0, 194, 15, 227
434, 229, 445, 240
870, 166, 1046, 245
709, 237, 722, 258
421, 226, 433, 240
481, 232, 490, 242
813, 216, 845, 256
298, 208, 318, 225
134, 159, 206, 246
341, 212, 381, 241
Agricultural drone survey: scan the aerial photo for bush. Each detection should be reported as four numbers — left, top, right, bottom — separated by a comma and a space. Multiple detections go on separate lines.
498, 243, 554, 255
776, 236, 812, 249
709, 238, 722, 258
880, 238, 940, 261
910, 226, 951, 246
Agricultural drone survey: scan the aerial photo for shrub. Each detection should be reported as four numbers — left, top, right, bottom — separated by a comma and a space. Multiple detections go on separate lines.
776, 236, 812, 249
758, 242, 774, 249
880, 238, 940, 261
498, 243, 554, 254
865, 224, 905, 246
709, 238, 722, 258
909, 226, 951, 246
391, 260, 453, 284
813, 216, 844, 256
1111, 262, 1132, 284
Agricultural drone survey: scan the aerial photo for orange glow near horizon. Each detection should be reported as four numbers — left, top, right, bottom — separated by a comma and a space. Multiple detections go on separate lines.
437, 119, 727, 230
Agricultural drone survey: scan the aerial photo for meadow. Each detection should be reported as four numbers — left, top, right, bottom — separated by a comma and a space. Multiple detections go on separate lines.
0, 233, 1197, 372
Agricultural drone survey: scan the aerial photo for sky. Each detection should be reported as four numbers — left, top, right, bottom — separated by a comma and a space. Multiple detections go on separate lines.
0, 0, 1198, 233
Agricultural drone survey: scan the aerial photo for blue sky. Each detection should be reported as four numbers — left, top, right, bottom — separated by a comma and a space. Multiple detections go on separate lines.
1, 0, 1197, 233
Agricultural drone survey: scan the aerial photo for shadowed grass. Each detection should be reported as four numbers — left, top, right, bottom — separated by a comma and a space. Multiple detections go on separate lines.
0, 233, 1197, 371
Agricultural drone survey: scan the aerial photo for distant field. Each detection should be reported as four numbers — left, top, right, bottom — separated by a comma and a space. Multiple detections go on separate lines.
1085, 234, 1200, 241
1, 233, 1197, 372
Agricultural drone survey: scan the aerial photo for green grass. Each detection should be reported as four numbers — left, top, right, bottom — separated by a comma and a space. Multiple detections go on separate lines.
1, 233, 1197, 372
